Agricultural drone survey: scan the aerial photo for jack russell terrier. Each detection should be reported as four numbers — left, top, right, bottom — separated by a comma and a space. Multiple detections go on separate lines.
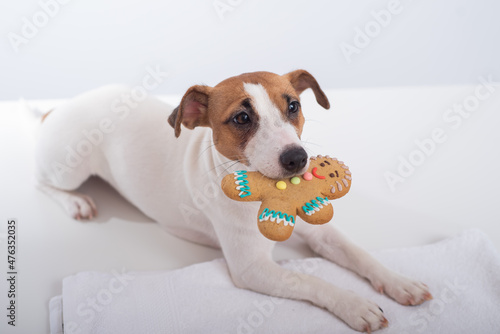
35, 70, 432, 332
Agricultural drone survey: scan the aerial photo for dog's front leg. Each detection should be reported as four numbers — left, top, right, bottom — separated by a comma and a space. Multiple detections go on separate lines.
296, 224, 433, 306
214, 222, 388, 332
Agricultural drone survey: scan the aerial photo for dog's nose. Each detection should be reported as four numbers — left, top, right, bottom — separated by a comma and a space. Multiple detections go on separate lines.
280, 147, 308, 173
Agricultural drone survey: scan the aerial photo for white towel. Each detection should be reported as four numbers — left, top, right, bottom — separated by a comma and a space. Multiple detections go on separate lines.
49, 229, 500, 334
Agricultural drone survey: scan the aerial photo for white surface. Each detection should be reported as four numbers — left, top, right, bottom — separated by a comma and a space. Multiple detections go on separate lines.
0, 83, 500, 333
49, 229, 500, 334
1, 0, 500, 99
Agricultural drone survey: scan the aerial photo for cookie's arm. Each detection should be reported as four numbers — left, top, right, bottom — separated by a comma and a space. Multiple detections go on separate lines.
221, 170, 263, 202
297, 196, 334, 225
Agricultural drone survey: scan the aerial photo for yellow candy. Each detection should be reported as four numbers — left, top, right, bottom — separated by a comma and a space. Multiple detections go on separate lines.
290, 177, 300, 185
276, 181, 287, 190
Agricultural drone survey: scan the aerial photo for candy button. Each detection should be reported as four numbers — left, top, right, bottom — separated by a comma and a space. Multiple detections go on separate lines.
290, 177, 300, 185
276, 181, 287, 190
303, 172, 313, 181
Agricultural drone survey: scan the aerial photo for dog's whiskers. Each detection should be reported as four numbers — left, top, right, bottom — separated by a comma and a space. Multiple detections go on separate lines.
303, 118, 323, 124
303, 146, 316, 156
203, 160, 239, 177
197, 142, 217, 161
217, 160, 243, 177
301, 140, 320, 147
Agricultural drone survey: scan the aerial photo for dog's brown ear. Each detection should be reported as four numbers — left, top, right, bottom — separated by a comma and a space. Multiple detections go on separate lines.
168, 85, 212, 137
283, 70, 330, 110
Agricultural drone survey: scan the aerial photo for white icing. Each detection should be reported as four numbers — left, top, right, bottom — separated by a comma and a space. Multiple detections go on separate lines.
345, 175, 352, 180
234, 173, 250, 197
342, 178, 349, 187
259, 212, 295, 226
336, 181, 343, 191
304, 200, 331, 216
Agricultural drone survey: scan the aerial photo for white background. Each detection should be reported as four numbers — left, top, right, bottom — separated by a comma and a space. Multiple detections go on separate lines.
1, 1, 500, 333
1, 0, 499, 99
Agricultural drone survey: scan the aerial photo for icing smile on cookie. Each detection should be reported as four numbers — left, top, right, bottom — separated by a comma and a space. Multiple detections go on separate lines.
311, 167, 325, 179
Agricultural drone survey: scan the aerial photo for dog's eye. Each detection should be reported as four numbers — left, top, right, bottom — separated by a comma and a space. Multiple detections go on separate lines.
288, 101, 300, 114
233, 112, 251, 125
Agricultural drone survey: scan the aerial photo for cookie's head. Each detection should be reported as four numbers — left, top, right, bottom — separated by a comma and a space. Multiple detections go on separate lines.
306, 155, 352, 198
168, 70, 330, 179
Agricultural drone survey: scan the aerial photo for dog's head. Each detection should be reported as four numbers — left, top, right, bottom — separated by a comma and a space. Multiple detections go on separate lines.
168, 70, 330, 179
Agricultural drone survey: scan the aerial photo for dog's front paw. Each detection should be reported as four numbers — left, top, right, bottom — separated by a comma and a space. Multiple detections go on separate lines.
370, 270, 432, 306
332, 290, 388, 333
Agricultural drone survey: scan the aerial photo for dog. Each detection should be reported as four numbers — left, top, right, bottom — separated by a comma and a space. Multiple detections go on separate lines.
35, 70, 432, 332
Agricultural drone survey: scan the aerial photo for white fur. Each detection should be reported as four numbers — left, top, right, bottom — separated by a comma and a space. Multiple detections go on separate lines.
243, 83, 308, 178
35, 84, 431, 332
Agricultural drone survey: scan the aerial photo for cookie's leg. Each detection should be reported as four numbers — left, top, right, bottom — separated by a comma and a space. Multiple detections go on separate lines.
257, 202, 297, 241
296, 224, 433, 306
216, 224, 388, 332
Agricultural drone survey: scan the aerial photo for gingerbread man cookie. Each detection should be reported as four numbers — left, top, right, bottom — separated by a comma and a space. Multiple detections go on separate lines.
221, 155, 352, 241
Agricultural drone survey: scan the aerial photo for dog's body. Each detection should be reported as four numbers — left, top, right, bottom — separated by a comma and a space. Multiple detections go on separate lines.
36, 84, 225, 247
36, 71, 431, 332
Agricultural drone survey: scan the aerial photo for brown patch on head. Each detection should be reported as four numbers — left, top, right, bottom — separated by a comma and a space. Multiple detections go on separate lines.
167, 70, 330, 167
41, 109, 53, 123
238, 72, 306, 137
169, 85, 212, 137
207, 71, 305, 163
204, 78, 258, 164
282, 69, 330, 109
